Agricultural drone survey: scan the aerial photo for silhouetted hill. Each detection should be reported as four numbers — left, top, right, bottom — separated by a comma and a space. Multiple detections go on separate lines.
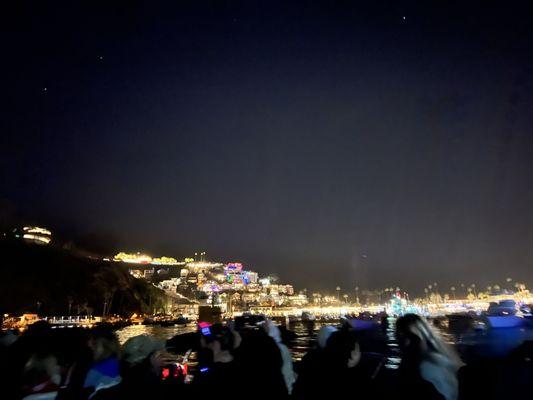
0, 239, 166, 316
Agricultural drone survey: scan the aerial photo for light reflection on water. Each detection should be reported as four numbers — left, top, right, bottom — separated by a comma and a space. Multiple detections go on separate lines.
117, 322, 340, 362
116, 323, 195, 344
384, 317, 400, 369
117, 321, 401, 365
289, 321, 329, 361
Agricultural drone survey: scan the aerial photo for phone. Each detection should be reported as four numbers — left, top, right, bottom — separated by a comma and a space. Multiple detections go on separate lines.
198, 321, 212, 336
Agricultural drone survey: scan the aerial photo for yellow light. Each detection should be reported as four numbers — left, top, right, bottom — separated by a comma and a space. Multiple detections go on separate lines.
23, 234, 51, 244
114, 252, 152, 264
23, 226, 51, 236
151, 256, 178, 265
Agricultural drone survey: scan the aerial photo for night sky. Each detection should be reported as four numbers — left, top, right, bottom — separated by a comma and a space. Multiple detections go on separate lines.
2, 1, 533, 293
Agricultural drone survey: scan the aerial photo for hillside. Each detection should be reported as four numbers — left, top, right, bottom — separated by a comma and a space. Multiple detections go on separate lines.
0, 239, 166, 317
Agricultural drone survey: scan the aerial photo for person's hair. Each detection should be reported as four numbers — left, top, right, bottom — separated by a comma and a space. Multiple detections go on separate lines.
396, 314, 461, 368
205, 324, 234, 351
324, 329, 359, 369
23, 353, 59, 387
89, 325, 120, 361
237, 329, 284, 373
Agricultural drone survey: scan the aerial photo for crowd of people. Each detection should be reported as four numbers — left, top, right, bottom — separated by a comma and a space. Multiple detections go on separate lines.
1, 314, 531, 400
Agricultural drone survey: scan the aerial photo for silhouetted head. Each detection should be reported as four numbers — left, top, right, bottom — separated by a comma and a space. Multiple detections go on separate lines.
396, 314, 462, 369
121, 335, 166, 380
239, 328, 283, 369
317, 326, 337, 348
200, 324, 235, 363
325, 330, 361, 369
22, 352, 61, 391
396, 314, 429, 354
88, 325, 119, 362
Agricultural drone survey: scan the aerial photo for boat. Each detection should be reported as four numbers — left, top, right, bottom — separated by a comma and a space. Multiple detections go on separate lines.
348, 312, 379, 330
483, 300, 526, 329
159, 319, 178, 327
159, 315, 189, 327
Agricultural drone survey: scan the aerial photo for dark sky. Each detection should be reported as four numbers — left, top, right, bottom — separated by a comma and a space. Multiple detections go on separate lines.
2, 1, 533, 294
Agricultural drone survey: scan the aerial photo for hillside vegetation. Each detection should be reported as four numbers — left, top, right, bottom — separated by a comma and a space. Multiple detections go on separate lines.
0, 239, 166, 316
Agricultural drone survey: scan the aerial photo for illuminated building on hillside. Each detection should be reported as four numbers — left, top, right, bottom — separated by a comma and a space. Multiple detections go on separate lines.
152, 256, 181, 265
246, 283, 261, 292
114, 252, 152, 264
199, 282, 221, 293
17, 226, 52, 245
129, 269, 143, 279
144, 269, 155, 279
198, 273, 206, 284
222, 263, 259, 288
114, 252, 184, 266
280, 285, 294, 295
119, 251, 308, 310
259, 277, 271, 286
186, 261, 224, 273
225, 263, 243, 273
287, 293, 308, 306
245, 271, 258, 283
157, 278, 180, 292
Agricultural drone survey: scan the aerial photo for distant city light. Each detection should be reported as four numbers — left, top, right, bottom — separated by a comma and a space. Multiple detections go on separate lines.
114, 252, 152, 264
22, 234, 51, 244
151, 256, 179, 265
113, 252, 187, 266
20, 226, 52, 245
23, 226, 51, 235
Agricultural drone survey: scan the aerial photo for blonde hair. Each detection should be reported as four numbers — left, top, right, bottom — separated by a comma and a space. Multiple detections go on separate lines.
396, 314, 462, 369
23, 353, 60, 386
